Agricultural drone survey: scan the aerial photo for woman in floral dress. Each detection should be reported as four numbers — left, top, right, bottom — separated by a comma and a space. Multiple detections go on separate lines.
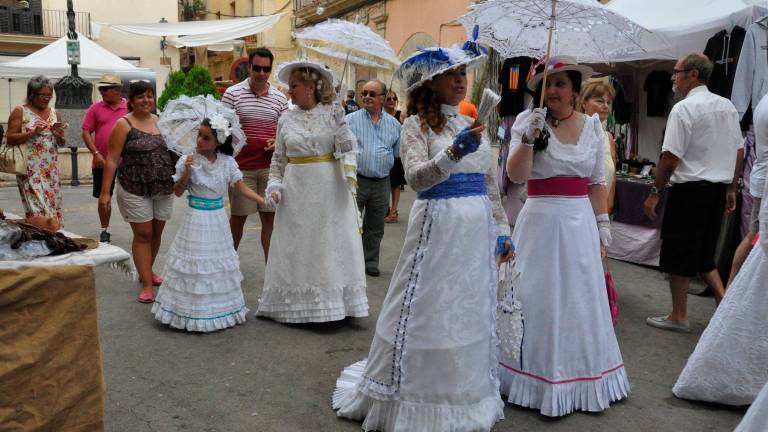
6, 75, 66, 224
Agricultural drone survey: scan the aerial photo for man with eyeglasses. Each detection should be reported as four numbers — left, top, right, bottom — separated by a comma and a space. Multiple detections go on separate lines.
643, 53, 744, 332
347, 80, 401, 277
82, 73, 128, 243
222, 47, 289, 262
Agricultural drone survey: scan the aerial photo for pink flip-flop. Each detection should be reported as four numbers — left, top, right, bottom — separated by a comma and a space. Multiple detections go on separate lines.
151, 274, 163, 286
137, 290, 154, 303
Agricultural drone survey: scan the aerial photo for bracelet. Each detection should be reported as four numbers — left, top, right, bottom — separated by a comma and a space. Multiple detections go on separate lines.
444, 146, 462, 162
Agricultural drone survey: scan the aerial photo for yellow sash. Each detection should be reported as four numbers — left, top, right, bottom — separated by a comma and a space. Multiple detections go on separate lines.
288, 153, 335, 164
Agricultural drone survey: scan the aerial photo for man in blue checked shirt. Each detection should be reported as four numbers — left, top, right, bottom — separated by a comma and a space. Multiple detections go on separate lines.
347, 80, 402, 277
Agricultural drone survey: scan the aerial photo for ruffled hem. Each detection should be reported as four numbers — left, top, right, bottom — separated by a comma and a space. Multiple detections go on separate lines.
333, 360, 504, 432
160, 270, 244, 295
151, 302, 249, 332
164, 254, 240, 275
256, 294, 368, 323
499, 363, 629, 417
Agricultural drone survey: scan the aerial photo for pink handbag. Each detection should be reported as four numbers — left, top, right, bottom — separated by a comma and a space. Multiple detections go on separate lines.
605, 271, 619, 327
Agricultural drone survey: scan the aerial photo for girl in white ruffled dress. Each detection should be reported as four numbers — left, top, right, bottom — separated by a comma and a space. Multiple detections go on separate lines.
152, 116, 265, 332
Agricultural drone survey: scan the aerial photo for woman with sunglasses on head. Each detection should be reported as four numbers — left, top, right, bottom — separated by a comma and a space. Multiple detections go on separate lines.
256, 59, 367, 324
100, 81, 175, 303
501, 56, 629, 417
383, 90, 406, 223
6, 75, 66, 227
333, 45, 512, 432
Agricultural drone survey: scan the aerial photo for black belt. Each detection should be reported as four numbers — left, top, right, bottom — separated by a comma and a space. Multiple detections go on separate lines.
358, 174, 388, 181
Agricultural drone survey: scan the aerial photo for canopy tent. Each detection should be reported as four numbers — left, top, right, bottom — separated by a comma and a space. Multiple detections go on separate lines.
606, 0, 767, 61
101, 14, 285, 48
0, 33, 154, 80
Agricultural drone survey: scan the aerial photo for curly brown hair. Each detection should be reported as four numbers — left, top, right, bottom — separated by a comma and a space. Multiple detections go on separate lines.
406, 84, 447, 134
290, 67, 335, 105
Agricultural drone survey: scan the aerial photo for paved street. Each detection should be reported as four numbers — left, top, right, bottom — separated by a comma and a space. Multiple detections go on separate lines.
0, 184, 746, 432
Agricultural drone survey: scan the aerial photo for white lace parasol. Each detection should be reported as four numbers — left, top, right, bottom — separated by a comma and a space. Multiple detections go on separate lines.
295, 19, 401, 68
157, 94, 246, 157
457, 0, 666, 64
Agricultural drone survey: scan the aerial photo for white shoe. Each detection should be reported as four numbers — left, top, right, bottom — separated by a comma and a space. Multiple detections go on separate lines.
646, 315, 690, 333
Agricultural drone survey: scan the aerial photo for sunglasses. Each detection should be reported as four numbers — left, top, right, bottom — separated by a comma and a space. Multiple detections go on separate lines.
386, 97, 397, 102
98, 86, 119, 92
252, 65, 272, 73
361, 90, 381, 97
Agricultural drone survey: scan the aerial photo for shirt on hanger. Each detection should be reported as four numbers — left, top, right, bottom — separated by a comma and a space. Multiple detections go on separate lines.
643, 70, 673, 117
497, 57, 533, 117
704, 26, 746, 99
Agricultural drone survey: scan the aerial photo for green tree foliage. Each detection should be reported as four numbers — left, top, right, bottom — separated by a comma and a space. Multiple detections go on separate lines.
157, 70, 186, 111
183, 65, 221, 100
157, 65, 221, 112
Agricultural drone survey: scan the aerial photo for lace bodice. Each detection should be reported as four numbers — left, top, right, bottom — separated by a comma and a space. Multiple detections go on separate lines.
400, 106, 510, 233
173, 153, 242, 198
268, 103, 357, 184
508, 110, 606, 185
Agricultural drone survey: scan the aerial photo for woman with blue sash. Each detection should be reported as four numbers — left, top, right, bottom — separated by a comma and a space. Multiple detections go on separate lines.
333, 45, 512, 432
152, 115, 264, 332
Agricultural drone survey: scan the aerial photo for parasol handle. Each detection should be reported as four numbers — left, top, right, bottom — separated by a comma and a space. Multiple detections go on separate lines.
535, 0, 557, 139
338, 50, 351, 91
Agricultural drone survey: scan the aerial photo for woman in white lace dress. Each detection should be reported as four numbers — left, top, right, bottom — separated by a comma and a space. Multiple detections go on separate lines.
736, 381, 768, 431
333, 45, 513, 432
257, 60, 367, 323
672, 181, 768, 405
153, 116, 264, 332
501, 56, 629, 417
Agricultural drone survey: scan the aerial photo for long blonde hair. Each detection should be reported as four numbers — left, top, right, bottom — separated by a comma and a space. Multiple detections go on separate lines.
290, 67, 335, 105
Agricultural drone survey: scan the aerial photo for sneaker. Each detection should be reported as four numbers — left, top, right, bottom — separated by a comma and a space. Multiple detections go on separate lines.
646, 315, 690, 333
99, 230, 111, 243
365, 267, 380, 277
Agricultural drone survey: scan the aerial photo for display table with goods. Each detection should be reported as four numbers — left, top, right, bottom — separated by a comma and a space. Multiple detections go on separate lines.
607, 174, 666, 266
0, 212, 134, 432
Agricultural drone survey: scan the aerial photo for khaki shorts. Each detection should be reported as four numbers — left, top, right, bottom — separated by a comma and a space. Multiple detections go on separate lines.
229, 168, 273, 215
115, 183, 174, 223
749, 197, 762, 233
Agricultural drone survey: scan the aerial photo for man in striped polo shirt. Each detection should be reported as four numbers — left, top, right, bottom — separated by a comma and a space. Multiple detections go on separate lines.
347, 80, 402, 277
223, 47, 289, 262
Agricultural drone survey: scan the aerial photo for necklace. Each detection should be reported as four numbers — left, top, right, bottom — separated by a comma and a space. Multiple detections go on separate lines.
550, 109, 575, 127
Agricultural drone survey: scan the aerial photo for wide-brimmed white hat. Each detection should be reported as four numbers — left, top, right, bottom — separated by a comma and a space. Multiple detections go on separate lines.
96, 73, 122, 89
527, 55, 593, 91
396, 44, 486, 93
276, 59, 337, 87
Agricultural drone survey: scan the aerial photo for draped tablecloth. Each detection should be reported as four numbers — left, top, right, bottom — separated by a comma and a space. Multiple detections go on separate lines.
0, 217, 134, 431
613, 176, 667, 229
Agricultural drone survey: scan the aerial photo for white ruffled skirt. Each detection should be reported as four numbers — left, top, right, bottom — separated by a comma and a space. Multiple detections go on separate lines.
152, 205, 248, 332
673, 245, 768, 405
500, 196, 629, 417
257, 160, 367, 323
333, 195, 504, 432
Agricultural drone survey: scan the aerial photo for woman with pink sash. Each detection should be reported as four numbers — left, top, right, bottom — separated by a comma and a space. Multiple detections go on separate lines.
500, 56, 629, 417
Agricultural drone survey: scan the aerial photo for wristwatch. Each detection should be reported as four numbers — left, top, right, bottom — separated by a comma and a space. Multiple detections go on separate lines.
650, 186, 660, 195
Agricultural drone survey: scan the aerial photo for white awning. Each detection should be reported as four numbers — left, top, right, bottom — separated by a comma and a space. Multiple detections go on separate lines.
0, 33, 153, 80
100, 14, 285, 47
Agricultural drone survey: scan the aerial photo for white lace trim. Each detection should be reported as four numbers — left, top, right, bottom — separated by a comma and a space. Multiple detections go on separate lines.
333, 360, 505, 432
151, 302, 248, 332
542, 114, 600, 165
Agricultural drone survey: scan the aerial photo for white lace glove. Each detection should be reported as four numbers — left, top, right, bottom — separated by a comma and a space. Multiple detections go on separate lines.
524, 108, 547, 142
596, 213, 612, 247
265, 182, 283, 206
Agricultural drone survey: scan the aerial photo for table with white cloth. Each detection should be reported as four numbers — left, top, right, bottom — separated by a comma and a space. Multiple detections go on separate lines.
0, 218, 134, 432
607, 175, 666, 266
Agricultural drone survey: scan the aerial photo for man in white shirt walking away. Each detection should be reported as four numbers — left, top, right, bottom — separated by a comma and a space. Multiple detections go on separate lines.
643, 53, 744, 332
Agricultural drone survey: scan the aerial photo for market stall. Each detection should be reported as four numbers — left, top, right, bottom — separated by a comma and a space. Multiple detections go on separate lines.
0, 215, 135, 431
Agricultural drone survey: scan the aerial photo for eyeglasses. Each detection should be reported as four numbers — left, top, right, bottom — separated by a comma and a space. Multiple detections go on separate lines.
251, 65, 272, 73
98, 86, 119, 92
672, 68, 692, 75
35, 93, 53, 99
361, 90, 381, 97
386, 97, 397, 102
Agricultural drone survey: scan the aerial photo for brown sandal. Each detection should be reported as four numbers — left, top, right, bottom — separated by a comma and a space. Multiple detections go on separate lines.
384, 209, 398, 223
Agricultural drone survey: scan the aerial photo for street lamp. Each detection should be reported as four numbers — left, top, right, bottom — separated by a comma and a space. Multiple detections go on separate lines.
54, 0, 93, 186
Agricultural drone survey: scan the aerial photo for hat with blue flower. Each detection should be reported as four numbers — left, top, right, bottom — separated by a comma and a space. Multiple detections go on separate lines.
396, 38, 487, 93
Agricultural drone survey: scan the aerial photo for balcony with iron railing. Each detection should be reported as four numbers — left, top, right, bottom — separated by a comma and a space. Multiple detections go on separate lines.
294, 0, 375, 27
0, 8, 91, 38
